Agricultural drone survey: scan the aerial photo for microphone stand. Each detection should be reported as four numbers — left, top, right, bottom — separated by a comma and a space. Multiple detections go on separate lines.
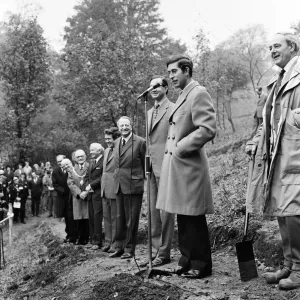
138, 93, 171, 279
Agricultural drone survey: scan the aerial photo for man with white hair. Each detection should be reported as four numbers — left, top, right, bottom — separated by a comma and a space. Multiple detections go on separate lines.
82, 143, 104, 250
52, 155, 70, 242
65, 151, 90, 245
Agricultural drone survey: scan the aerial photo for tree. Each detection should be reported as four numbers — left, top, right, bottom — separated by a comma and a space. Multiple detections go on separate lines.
0, 13, 51, 160
225, 24, 269, 90
57, 0, 185, 140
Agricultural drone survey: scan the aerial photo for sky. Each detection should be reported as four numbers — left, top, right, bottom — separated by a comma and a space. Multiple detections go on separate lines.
0, 0, 299, 51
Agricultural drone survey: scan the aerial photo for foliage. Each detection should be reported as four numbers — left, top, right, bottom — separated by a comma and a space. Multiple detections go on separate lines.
56, 0, 185, 140
0, 13, 51, 160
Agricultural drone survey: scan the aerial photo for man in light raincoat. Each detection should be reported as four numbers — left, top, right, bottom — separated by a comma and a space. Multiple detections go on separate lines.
246, 32, 300, 290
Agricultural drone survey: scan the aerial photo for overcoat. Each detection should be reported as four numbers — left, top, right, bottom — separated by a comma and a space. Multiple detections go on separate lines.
52, 167, 69, 218
246, 56, 300, 216
101, 147, 116, 199
67, 162, 89, 220
147, 97, 175, 178
156, 81, 216, 215
83, 157, 104, 202
113, 134, 146, 195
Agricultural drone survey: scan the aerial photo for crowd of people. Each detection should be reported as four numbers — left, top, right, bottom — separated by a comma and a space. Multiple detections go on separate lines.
0, 161, 54, 224
0, 32, 300, 291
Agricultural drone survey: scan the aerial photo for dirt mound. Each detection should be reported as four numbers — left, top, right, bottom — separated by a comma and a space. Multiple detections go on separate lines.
89, 273, 181, 300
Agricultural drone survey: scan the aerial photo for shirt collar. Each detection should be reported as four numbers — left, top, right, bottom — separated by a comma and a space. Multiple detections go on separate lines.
95, 154, 102, 163
122, 132, 132, 144
283, 56, 298, 74
181, 79, 195, 93
154, 96, 167, 108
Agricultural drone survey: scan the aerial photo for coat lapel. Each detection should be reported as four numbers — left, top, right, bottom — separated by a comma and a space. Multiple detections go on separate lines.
151, 99, 169, 132
169, 81, 199, 120
106, 148, 114, 164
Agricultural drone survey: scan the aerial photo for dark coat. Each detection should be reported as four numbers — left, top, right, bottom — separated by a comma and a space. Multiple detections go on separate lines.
84, 156, 104, 201
29, 178, 43, 198
52, 167, 69, 218
113, 134, 146, 195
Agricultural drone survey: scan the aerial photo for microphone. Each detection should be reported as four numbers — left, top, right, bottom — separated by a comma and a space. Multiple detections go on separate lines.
137, 83, 161, 99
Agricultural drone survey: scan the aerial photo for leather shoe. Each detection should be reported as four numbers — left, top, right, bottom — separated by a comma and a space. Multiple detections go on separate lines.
181, 269, 212, 279
175, 265, 189, 275
109, 249, 124, 258
152, 257, 171, 267
279, 272, 300, 290
91, 245, 101, 250
121, 252, 133, 259
263, 267, 291, 284
107, 247, 116, 254
102, 244, 110, 252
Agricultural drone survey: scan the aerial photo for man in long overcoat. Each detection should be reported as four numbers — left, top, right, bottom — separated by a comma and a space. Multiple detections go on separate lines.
156, 55, 216, 279
65, 150, 90, 245
246, 33, 300, 290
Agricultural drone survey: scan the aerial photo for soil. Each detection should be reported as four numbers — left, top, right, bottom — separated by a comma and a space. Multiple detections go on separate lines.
0, 214, 299, 300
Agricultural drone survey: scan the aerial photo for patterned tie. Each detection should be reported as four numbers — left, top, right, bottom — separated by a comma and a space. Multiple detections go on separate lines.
274, 69, 285, 95
107, 147, 113, 160
121, 139, 126, 151
153, 103, 160, 121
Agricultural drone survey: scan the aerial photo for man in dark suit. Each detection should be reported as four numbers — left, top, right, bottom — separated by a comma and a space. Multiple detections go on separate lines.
142, 75, 175, 267
157, 55, 216, 279
82, 143, 104, 250
28, 172, 43, 217
109, 116, 146, 259
101, 127, 121, 253
52, 155, 70, 241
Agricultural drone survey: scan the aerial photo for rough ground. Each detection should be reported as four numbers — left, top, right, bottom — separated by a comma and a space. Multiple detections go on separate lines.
0, 214, 299, 300
1, 100, 299, 300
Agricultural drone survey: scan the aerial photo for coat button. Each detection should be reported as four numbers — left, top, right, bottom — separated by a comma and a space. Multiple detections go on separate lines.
169, 121, 172, 125
173, 122, 176, 125
167, 136, 170, 139
169, 152, 172, 155
172, 136, 175, 140
165, 150, 168, 154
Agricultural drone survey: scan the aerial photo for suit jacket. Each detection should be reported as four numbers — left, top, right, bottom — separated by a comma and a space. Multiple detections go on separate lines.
52, 167, 69, 197
29, 178, 43, 198
113, 134, 146, 195
156, 81, 216, 215
101, 147, 116, 199
84, 156, 104, 201
67, 162, 89, 219
148, 97, 175, 178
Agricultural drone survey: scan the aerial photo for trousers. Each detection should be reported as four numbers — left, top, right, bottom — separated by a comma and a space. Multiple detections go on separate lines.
149, 172, 175, 260
278, 216, 300, 270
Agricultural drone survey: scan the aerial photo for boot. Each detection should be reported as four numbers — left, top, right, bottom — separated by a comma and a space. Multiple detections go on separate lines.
262, 266, 291, 284
279, 271, 300, 290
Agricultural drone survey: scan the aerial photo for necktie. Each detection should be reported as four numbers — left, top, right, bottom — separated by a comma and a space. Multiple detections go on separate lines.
274, 69, 285, 95
107, 147, 113, 160
121, 139, 126, 150
80, 164, 83, 170
153, 103, 160, 121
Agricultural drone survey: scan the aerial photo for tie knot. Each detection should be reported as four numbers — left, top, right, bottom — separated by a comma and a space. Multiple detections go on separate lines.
122, 139, 126, 146
280, 69, 285, 77
154, 103, 160, 109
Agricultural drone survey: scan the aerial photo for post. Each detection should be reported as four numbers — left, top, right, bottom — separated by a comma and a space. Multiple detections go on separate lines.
8, 203, 13, 245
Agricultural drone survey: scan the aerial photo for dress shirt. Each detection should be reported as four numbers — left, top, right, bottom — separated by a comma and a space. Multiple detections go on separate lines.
121, 132, 132, 145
